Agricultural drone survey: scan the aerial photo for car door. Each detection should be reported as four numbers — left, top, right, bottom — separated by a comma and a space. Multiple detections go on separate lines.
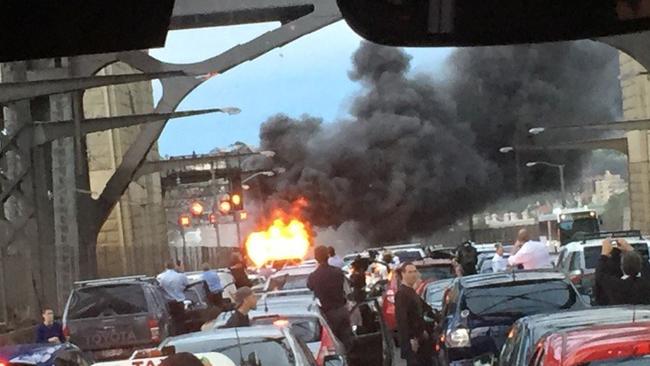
348, 299, 393, 366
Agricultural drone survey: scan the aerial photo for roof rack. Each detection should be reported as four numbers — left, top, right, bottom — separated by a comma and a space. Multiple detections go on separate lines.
580, 230, 643, 243
73, 275, 150, 288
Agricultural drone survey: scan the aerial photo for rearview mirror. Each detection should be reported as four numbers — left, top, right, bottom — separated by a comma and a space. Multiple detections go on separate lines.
338, 0, 650, 47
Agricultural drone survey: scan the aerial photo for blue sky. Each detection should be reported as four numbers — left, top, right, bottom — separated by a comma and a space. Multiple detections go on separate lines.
151, 21, 453, 157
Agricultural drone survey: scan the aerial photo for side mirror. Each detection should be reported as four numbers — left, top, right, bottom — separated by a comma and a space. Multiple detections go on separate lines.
324, 355, 345, 366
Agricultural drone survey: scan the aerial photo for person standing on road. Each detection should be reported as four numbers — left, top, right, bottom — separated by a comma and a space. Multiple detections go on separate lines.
595, 238, 650, 305
223, 287, 257, 328
508, 229, 553, 270
36, 308, 66, 344
158, 260, 189, 335
456, 241, 478, 275
396, 263, 433, 366
308, 245, 353, 350
201, 263, 224, 307
492, 244, 508, 273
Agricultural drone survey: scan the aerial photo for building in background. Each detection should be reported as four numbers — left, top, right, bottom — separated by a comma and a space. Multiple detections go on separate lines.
83, 62, 168, 277
619, 53, 650, 232
592, 170, 628, 205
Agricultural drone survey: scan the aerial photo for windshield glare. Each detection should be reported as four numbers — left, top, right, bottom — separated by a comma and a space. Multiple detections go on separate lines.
268, 275, 309, 291
463, 280, 576, 317
167, 337, 294, 365
68, 284, 148, 319
253, 317, 321, 343
559, 218, 600, 242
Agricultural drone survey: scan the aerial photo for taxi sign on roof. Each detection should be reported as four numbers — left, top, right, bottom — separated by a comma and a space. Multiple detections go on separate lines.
92, 352, 235, 366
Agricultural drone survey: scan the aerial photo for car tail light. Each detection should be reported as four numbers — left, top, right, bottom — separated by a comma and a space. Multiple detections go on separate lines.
148, 318, 160, 343
316, 326, 337, 366
386, 289, 395, 304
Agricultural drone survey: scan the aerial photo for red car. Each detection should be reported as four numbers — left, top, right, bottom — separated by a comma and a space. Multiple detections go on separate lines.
531, 321, 650, 366
381, 258, 456, 336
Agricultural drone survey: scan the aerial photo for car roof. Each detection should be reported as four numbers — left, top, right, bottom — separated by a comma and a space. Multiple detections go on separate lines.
411, 258, 453, 266
544, 321, 650, 364
165, 325, 286, 345
458, 270, 566, 288
518, 306, 650, 337
270, 265, 316, 278
425, 278, 454, 289
250, 304, 320, 319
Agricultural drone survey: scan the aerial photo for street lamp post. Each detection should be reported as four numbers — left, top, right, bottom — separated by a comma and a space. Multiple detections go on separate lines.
526, 161, 566, 206
499, 146, 523, 196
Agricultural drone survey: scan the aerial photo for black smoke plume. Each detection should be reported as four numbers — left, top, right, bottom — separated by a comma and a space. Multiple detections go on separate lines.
255, 41, 619, 243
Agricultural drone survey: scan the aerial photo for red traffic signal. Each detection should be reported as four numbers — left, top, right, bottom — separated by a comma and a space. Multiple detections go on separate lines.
178, 214, 191, 228
189, 201, 204, 217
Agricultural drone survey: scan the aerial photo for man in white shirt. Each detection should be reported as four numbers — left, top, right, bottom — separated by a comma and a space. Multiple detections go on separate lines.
492, 244, 508, 272
327, 247, 345, 268
508, 229, 553, 270
158, 261, 189, 334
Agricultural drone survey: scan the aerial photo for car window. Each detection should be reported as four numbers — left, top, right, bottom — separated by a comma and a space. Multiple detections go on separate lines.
418, 265, 454, 281
67, 284, 148, 319
394, 250, 423, 262
169, 336, 296, 365
463, 280, 577, 317
499, 324, 521, 366
569, 252, 582, 271
425, 284, 448, 304
268, 274, 309, 291
294, 337, 319, 366
253, 317, 321, 343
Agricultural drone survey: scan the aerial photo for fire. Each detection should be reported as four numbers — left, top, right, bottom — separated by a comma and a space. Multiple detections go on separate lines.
245, 218, 311, 267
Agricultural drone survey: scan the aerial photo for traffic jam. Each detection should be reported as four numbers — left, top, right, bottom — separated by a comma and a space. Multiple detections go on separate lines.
2, 207, 650, 366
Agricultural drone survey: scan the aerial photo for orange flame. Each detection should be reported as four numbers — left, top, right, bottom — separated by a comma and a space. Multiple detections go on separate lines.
245, 218, 311, 267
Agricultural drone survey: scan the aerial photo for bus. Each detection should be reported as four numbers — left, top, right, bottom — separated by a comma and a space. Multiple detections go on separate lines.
538, 208, 600, 246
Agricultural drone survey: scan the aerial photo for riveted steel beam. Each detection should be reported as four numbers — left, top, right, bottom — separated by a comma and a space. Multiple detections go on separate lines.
533, 118, 650, 132
135, 152, 260, 180
31, 108, 232, 146
0, 71, 186, 104
514, 137, 628, 154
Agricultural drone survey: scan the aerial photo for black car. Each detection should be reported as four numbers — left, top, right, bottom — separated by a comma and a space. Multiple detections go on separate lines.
499, 306, 650, 366
436, 270, 588, 365
63, 276, 173, 361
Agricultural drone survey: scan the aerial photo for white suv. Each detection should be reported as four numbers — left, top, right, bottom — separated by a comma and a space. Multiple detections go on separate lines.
556, 230, 650, 300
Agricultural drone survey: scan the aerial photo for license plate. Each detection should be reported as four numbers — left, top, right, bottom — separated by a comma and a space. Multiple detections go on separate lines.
97, 349, 125, 359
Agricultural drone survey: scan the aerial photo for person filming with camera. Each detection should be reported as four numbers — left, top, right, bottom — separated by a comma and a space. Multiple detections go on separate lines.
594, 237, 650, 305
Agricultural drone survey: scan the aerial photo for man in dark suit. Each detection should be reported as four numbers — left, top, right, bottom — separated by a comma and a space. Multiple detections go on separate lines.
396, 262, 433, 366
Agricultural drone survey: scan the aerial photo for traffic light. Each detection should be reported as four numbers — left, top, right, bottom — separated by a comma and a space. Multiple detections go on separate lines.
218, 194, 232, 215
230, 174, 244, 211
189, 201, 204, 217
178, 214, 191, 228
208, 213, 218, 224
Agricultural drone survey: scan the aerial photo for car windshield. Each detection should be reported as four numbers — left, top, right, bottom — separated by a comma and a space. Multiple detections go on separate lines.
268, 274, 309, 291
559, 217, 600, 243
67, 284, 148, 319
253, 317, 321, 343
168, 336, 295, 365
418, 265, 454, 281
394, 250, 423, 262
463, 280, 577, 317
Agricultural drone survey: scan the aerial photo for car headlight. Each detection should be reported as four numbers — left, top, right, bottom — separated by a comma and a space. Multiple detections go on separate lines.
447, 328, 471, 348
